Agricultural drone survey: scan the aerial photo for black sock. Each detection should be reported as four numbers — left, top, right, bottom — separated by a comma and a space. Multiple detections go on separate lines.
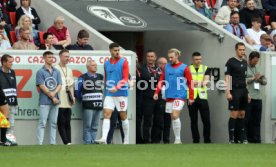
228, 118, 236, 141
235, 118, 241, 142
239, 118, 246, 141
1, 128, 7, 142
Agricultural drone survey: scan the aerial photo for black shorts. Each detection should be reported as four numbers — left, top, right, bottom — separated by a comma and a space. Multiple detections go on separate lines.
228, 88, 248, 111
270, 10, 276, 22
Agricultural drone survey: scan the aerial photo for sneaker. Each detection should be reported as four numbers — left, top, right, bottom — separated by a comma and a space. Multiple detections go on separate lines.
95, 138, 107, 144
242, 140, 248, 144
2, 140, 17, 146
174, 140, 182, 144
123, 140, 129, 144
67, 143, 72, 145
229, 140, 235, 144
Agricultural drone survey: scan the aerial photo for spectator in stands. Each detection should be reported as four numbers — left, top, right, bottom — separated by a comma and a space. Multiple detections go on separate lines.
247, 17, 266, 49
0, 25, 11, 50
68, 29, 94, 50
16, 0, 40, 30
225, 11, 255, 45
0, 4, 12, 40
39, 32, 61, 50
192, 0, 213, 20
215, 0, 239, 26
15, 14, 39, 46
263, 0, 276, 29
12, 27, 37, 50
272, 34, 276, 48
47, 16, 71, 49
239, 0, 265, 29
259, 33, 275, 51
0, 0, 17, 12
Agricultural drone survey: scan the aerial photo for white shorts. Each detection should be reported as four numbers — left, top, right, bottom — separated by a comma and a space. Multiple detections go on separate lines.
165, 100, 185, 113
104, 96, 128, 112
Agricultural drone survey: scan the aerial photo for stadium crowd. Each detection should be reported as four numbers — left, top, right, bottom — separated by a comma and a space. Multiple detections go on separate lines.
0, 0, 270, 146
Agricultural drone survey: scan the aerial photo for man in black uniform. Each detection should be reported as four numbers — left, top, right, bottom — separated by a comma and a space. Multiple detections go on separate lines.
140, 50, 164, 143
0, 54, 17, 135
0, 84, 15, 146
225, 42, 249, 144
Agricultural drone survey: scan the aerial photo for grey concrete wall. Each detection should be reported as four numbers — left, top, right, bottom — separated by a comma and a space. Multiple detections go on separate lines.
144, 30, 256, 143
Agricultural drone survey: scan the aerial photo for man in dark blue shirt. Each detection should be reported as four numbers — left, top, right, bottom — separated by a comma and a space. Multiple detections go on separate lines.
67, 29, 94, 50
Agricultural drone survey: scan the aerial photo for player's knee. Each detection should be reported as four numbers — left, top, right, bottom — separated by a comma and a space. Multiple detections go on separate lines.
120, 112, 127, 120
103, 111, 112, 118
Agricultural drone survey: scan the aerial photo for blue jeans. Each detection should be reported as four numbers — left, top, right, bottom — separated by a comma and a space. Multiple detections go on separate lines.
83, 109, 101, 144
37, 105, 59, 145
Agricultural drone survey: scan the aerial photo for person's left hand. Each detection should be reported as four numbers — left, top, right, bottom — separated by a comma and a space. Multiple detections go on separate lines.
109, 87, 118, 93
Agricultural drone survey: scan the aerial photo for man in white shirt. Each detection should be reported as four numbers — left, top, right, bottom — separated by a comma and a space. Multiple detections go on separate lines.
246, 17, 266, 50
215, 0, 239, 26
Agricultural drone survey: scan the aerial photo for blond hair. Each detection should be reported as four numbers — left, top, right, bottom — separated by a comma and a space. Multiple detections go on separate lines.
15, 15, 33, 40
168, 48, 181, 57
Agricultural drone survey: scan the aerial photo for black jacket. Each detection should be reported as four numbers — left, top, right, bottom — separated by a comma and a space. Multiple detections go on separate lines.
0, 0, 17, 12
16, 7, 40, 29
140, 64, 162, 98
239, 8, 265, 29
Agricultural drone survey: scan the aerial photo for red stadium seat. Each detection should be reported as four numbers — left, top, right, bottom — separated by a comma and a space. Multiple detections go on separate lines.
9, 31, 16, 45
265, 15, 270, 25
38, 31, 46, 45
9, 12, 16, 30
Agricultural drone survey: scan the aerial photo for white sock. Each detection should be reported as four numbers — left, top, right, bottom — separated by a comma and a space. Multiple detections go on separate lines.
102, 119, 110, 140
122, 119, 129, 142
172, 118, 181, 141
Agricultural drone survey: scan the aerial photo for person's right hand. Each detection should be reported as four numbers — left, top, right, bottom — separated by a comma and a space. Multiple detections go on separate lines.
153, 94, 158, 100
226, 93, 232, 101
254, 73, 262, 81
52, 97, 60, 105
48, 92, 55, 99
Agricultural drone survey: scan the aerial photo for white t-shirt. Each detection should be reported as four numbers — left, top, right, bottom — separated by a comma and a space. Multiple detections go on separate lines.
247, 28, 266, 45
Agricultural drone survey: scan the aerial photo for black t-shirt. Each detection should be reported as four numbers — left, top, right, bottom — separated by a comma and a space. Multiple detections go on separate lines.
225, 57, 247, 88
0, 84, 7, 106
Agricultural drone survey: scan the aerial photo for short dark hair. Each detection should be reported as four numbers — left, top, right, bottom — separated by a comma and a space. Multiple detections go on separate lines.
1, 54, 13, 65
43, 51, 54, 57
230, 11, 239, 17
43, 32, 53, 40
77, 29, 89, 39
146, 50, 156, 54
235, 42, 245, 50
249, 51, 260, 60
192, 52, 201, 57
59, 49, 69, 56
109, 43, 120, 50
251, 17, 262, 23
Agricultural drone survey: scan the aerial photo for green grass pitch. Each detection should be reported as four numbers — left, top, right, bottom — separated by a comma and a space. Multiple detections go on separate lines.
0, 144, 276, 167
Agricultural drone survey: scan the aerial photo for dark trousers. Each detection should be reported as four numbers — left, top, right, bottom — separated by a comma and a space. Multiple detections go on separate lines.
57, 108, 72, 144
163, 112, 171, 144
142, 96, 165, 143
188, 98, 211, 143
246, 99, 262, 143
107, 109, 124, 144
136, 98, 143, 144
